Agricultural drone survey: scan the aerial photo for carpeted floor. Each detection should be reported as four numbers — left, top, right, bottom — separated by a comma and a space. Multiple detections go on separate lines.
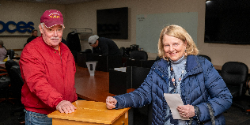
1, 95, 250, 125
223, 95, 250, 125
224, 105, 250, 125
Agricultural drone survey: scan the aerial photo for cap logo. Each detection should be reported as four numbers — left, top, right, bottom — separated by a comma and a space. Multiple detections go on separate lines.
49, 12, 61, 19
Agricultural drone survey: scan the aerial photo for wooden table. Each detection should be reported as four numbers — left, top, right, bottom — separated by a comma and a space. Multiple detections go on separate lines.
75, 65, 135, 102
75, 65, 114, 102
48, 100, 129, 125
75, 65, 139, 102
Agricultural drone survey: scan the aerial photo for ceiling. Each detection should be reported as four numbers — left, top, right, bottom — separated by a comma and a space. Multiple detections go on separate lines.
6, 0, 97, 4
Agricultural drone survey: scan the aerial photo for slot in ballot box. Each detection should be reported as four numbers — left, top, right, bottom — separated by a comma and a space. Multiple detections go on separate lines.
48, 100, 129, 125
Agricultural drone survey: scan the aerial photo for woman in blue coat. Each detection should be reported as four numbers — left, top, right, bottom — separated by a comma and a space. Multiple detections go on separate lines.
106, 25, 232, 125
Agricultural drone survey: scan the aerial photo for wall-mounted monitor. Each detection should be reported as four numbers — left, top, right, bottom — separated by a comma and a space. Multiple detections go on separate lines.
97, 7, 128, 39
205, 0, 250, 44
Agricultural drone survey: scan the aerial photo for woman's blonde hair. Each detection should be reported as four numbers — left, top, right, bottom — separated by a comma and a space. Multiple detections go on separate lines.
158, 24, 199, 60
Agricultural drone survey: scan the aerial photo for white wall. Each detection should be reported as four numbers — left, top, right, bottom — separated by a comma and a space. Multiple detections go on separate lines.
1, 0, 250, 68
65, 0, 205, 60
0, 0, 65, 54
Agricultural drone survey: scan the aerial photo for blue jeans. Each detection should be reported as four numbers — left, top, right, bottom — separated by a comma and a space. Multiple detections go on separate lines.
24, 109, 52, 125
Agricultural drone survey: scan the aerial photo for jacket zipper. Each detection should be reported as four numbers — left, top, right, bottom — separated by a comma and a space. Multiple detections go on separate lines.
59, 51, 66, 97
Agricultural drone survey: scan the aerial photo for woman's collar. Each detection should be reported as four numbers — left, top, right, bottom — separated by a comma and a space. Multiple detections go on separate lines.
170, 55, 186, 64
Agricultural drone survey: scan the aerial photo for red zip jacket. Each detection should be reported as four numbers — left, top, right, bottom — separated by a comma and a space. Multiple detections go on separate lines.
20, 37, 77, 114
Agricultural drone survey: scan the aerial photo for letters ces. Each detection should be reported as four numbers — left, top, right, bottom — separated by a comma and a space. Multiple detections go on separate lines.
0, 21, 34, 33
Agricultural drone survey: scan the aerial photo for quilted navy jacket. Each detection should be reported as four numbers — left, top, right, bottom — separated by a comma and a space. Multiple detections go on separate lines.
114, 55, 232, 125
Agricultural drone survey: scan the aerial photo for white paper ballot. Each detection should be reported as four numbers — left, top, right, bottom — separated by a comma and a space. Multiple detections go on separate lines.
164, 93, 189, 120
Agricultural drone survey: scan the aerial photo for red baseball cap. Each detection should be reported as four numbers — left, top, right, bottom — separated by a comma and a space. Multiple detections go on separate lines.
40, 9, 64, 28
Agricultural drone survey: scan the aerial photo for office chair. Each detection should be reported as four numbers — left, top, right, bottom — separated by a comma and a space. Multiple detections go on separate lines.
9, 65, 25, 124
198, 54, 211, 62
9, 65, 23, 99
120, 47, 126, 56
3, 60, 19, 103
7, 49, 15, 60
221, 62, 248, 112
125, 47, 131, 57
119, 47, 128, 66
130, 44, 139, 51
141, 60, 156, 68
126, 51, 148, 67
0, 60, 19, 104
5, 60, 19, 77
0, 69, 11, 103
0, 60, 13, 103
129, 51, 148, 61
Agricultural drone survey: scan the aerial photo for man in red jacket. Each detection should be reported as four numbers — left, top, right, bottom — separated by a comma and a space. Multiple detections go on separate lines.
20, 9, 77, 125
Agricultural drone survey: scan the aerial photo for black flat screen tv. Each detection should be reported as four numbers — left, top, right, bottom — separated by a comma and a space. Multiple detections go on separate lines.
97, 7, 128, 39
205, 0, 250, 44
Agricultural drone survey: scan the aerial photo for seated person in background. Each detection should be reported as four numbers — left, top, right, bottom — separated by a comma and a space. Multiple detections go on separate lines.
88, 35, 121, 56
0, 40, 7, 61
106, 25, 232, 125
26, 29, 38, 44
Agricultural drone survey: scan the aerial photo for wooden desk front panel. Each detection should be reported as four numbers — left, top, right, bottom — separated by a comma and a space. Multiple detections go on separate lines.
52, 118, 106, 125
52, 113, 127, 125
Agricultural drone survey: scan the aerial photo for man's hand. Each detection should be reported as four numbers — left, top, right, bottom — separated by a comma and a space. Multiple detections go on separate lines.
56, 100, 77, 114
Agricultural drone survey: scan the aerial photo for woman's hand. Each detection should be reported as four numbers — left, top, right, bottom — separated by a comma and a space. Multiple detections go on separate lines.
106, 96, 117, 109
177, 104, 195, 118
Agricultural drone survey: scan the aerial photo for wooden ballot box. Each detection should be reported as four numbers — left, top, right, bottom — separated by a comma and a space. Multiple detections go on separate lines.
48, 100, 129, 125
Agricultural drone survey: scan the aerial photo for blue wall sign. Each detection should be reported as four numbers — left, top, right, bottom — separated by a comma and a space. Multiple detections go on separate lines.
0, 21, 35, 33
